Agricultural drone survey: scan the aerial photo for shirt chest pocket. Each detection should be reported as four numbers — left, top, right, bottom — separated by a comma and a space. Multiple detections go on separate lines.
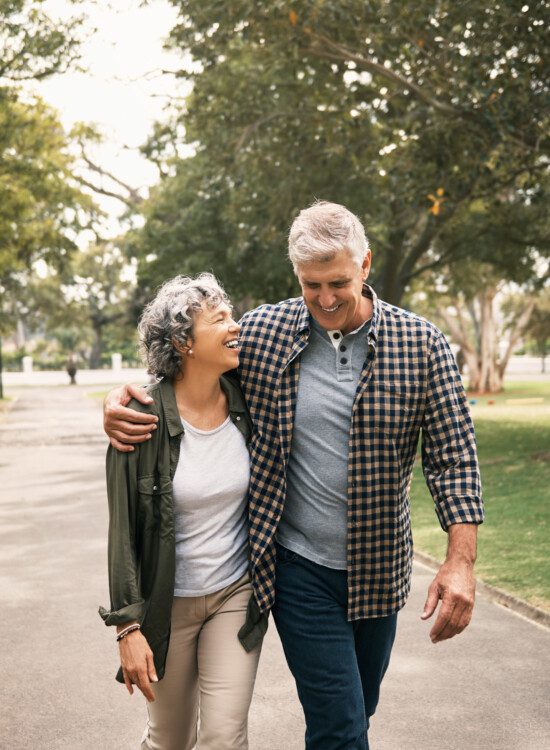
372, 380, 423, 435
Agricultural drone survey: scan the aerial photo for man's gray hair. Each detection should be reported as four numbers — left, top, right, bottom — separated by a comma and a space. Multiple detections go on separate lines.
288, 200, 369, 272
138, 273, 231, 379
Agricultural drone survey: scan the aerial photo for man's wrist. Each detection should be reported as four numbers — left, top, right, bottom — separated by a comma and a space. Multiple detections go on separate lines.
445, 523, 478, 566
444, 550, 476, 567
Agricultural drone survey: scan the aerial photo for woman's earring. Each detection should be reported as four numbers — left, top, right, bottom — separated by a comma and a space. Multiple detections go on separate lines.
187, 348, 194, 356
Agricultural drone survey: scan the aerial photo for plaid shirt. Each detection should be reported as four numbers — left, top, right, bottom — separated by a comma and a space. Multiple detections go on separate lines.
238, 285, 483, 620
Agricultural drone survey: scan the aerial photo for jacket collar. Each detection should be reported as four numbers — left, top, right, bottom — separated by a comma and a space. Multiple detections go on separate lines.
158, 373, 247, 438
158, 377, 183, 437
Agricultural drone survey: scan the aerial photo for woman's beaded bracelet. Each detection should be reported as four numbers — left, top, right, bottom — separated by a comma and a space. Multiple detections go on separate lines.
116, 623, 141, 642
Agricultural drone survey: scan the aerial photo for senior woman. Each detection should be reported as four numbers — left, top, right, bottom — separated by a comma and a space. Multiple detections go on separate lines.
99, 273, 267, 750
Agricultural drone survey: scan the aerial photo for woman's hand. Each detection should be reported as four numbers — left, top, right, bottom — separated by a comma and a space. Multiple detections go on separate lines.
118, 629, 158, 702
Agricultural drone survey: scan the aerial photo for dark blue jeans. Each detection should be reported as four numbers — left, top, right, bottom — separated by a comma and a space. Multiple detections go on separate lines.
272, 543, 397, 750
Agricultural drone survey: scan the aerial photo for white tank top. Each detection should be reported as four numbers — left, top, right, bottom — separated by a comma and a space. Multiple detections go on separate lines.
172, 415, 250, 596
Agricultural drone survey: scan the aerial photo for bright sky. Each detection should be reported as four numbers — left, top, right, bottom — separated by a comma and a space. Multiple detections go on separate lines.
29, 0, 191, 236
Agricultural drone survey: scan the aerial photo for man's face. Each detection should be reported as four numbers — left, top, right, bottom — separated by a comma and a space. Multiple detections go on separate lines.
296, 249, 372, 335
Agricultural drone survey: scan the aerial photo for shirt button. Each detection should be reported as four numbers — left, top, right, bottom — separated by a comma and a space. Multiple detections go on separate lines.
340, 345, 347, 352
340, 357, 348, 364
332, 332, 341, 339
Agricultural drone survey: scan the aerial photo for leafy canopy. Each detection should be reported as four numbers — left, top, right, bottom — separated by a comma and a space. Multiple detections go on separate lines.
133, 0, 548, 305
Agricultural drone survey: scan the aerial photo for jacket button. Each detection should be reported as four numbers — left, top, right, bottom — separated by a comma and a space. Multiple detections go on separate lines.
236, 416, 241, 421
153, 486, 157, 491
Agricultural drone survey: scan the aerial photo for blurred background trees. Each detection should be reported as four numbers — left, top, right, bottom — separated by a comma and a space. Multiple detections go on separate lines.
1, 0, 548, 394
133, 1, 548, 306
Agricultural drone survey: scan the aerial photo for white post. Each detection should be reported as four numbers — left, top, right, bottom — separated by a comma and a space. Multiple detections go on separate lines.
111, 353, 122, 371
22, 356, 33, 373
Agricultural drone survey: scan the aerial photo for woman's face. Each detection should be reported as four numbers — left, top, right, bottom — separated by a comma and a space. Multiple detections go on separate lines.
185, 301, 240, 373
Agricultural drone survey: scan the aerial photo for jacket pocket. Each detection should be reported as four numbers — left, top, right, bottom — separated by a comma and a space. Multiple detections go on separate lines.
137, 474, 162, 526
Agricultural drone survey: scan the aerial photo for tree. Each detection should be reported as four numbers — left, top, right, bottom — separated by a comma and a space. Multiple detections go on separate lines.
504, 288, 550, 374
0, 92, 94, 291
21, 243, 137, 369
132, 0, 548, 308
0, 0, 91, 395
435, 281, 536, 393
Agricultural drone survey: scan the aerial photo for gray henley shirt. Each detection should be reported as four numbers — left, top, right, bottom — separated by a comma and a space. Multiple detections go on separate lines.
277, 316, 371, 569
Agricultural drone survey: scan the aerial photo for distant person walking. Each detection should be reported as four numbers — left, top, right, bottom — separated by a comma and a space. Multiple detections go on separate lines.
66, 354, 77, 385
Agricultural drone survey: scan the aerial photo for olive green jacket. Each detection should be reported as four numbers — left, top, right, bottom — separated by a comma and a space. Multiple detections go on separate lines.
99, 374, 269, 683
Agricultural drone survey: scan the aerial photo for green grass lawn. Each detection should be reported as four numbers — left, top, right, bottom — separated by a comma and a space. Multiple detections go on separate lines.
411, 380, 550, 612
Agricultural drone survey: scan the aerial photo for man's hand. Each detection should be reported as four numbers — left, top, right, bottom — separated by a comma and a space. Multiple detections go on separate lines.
103, 384, 158, 452
421, 523, 478, 643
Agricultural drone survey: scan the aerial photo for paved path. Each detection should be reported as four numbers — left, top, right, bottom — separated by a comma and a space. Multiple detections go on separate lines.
1, 386, 549, 750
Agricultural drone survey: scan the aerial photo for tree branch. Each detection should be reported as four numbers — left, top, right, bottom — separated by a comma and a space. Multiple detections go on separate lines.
74, 146, 144, 209
75, 175, 137, 208
234, 110, 296, 152
303, 31, 464, 118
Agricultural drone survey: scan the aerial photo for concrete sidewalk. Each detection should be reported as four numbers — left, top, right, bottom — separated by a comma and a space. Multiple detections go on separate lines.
1, 386, 549, 750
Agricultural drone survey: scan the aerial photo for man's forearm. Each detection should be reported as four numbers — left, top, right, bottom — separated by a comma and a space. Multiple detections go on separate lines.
445, 522, 478, 566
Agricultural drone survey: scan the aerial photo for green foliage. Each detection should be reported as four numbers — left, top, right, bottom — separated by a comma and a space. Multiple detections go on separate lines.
22, 243, 138, 368
0, 0, 94, 333
0, 0, 84, 82
132, 0, 548, 305
0, 92, 94, 296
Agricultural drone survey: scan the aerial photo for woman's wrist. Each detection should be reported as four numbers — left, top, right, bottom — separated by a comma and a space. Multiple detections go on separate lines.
116, 620, 139, 634
116, 621, 141, 641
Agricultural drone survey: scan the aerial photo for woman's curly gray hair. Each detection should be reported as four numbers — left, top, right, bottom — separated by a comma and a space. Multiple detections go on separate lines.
138, 273, 231, 379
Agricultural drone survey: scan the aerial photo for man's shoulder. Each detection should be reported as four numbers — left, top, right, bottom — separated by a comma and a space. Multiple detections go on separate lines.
378, 298, 441, 342
241, 296, 304, 320
240, 296, 304, 332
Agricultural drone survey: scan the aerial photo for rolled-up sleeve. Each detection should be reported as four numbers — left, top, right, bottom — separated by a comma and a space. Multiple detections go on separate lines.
421, 331, 484, 530
98, 445, 146, 626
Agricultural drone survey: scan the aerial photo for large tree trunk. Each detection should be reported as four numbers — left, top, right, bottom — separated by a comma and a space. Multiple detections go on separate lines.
379, 245, 404, 305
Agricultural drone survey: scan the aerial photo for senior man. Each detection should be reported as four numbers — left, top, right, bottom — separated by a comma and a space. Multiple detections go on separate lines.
104, 201, 483, 749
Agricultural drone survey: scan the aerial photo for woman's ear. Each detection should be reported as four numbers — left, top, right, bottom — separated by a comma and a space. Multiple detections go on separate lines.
177, 337, 195, 358
173, 338, 194, 357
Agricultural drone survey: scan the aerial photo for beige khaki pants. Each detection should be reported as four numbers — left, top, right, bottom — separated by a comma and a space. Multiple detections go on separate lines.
141, 573, 262, 750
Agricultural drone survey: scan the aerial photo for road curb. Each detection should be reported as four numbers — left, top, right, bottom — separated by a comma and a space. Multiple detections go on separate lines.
413, 549, 550, 629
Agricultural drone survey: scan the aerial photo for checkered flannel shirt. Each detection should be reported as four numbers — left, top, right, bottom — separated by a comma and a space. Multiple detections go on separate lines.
238, 284, 483, 620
